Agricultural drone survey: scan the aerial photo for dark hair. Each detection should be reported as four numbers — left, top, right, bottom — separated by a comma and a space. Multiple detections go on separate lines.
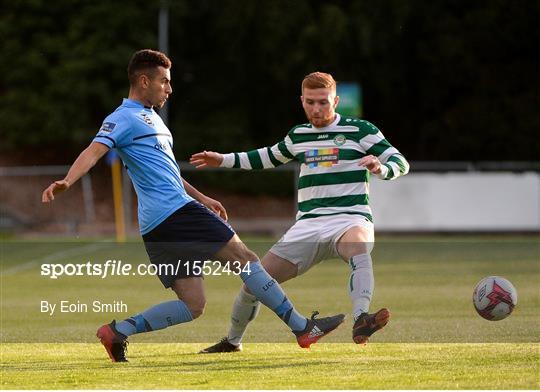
127, 49, 171, 85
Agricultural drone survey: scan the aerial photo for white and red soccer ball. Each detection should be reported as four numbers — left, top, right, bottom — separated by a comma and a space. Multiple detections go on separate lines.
473, 276, 517, 321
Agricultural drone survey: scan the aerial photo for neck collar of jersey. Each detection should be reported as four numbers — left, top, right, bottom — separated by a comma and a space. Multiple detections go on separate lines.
122, 98, 153, 111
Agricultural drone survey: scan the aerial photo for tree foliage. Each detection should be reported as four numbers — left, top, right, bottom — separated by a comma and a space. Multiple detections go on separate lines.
1, 0, 538, 161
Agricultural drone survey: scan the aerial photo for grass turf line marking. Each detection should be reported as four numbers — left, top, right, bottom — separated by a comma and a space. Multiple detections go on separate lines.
1, 243, 112, 276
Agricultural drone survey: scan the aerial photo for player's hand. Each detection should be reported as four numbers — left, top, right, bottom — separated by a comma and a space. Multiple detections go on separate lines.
358, 155, 382, 174
200, 196, 228, 221
189, 151, 223, 169
42, 180, 70, 203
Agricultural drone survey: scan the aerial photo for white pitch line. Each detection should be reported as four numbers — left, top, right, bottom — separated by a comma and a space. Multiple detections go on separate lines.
1, 242, 113, 276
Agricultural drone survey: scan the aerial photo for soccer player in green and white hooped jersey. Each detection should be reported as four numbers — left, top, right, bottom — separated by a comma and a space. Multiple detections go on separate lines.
191, 72, 409, 352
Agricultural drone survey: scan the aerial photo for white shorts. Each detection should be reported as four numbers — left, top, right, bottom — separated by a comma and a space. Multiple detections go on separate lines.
269, 214, 374, 275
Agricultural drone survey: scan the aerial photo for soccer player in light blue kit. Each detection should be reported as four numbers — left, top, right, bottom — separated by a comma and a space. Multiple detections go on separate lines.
41, 49, 344, 362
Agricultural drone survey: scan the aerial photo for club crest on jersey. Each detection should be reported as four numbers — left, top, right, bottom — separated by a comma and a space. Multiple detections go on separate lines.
99, 122, 116, 133
304, 148, 339, 168
333, 134, 346, 146
141, 113, 154, 126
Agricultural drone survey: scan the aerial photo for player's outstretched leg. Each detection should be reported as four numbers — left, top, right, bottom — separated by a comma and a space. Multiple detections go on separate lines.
201, 251, 304, 354
216, 237, 345, 349
240, 261, 345, 348
200, 293, 346, 352
97, 299, 194, 362
352, 308, 390, 345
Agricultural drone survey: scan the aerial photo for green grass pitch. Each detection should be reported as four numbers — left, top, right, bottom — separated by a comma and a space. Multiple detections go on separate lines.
1, 235, 539, 389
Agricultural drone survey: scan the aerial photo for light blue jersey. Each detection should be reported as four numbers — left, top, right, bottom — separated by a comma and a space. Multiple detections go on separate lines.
94, 98, 193, 234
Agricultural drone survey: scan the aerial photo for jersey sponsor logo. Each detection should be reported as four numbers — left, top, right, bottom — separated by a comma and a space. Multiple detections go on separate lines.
99, 122, 116, 133
317, 134, 329, 139
141, 113, 154, 126
333, 134, 346, 146
304, 148, 339, 168
154, 141, 170, 151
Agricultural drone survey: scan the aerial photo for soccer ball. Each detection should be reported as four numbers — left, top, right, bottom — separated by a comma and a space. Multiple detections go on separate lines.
473, 276, 517, 321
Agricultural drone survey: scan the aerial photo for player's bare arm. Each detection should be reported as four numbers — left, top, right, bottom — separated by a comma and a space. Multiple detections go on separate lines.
189, 151, 223, 168
181, 177, 228, 220
41, 141, 109, 203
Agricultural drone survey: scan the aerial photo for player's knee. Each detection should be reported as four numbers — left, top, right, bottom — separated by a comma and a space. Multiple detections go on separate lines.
221, 240, 259, 264
186, 298, 206, 319
176, 291, 206, 319
238, 247, 258, 264
235, 240, 258, 263
337, 227, 374, 260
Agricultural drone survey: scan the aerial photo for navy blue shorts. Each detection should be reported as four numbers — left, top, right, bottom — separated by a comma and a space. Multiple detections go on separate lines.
142, 201, 235, 288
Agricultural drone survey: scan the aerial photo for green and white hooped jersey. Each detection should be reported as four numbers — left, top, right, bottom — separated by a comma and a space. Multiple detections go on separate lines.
220, 114, 409, 222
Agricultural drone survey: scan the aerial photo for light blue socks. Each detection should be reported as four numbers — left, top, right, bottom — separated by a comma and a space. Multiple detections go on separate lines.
115, 300, 193, 336
240, 261, 307, 332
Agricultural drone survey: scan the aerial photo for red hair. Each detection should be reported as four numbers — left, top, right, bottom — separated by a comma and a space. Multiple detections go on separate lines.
301, 72, 336, 93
